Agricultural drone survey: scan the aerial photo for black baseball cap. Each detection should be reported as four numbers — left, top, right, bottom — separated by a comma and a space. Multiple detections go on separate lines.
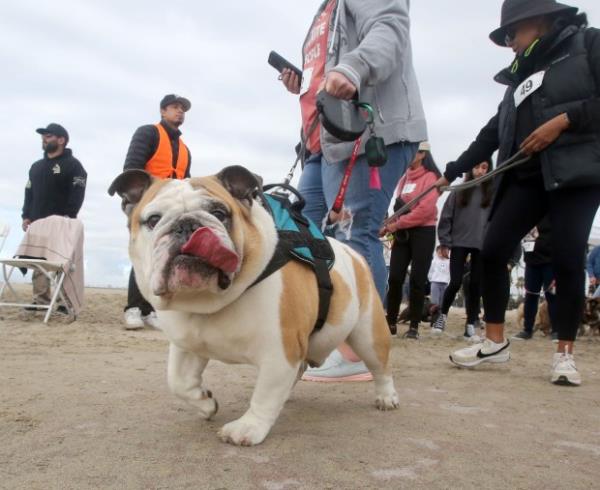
160, 94, 191, 112
36, 123, 69, 144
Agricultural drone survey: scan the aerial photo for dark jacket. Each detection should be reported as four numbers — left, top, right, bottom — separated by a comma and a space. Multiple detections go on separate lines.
445, 26, 600, 191
437, 187, 491, 250
123, 120, 191, 177
22, 148, 87, 222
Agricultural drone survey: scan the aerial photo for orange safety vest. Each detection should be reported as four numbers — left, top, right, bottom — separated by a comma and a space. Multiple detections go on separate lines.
145, 123, 189, 179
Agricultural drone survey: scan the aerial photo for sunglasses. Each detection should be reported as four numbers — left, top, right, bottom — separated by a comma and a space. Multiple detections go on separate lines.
504, 27, 517, 46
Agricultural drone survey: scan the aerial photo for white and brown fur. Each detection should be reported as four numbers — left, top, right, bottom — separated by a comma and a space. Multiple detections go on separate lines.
516, 298, 600, 337
109, 166, 398, 446
516, 300, 552, 336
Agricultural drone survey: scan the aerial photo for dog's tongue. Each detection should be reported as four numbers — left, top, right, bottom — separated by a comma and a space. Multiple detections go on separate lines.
181, 227, 239, 273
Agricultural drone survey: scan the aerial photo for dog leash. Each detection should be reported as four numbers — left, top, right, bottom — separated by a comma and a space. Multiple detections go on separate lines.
331, 137, 362, 213
284, 118, 320, 185
383, 150, 532, 227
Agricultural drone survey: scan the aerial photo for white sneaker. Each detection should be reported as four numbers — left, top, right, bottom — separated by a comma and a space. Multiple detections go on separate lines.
431, 313, 447, 334
124, 307, 144, 330
464, 324, 476, 340
449, 338, 510, 368
551, 349, 581, 386
143, 311, 160, 329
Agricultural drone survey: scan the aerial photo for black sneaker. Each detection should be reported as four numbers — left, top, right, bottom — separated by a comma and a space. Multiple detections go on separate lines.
23, 301, 47, 312
386, 316, 397, 335
551, 331, 559, 343
511, 330, 532, 341
402, 328, 419, 340
56, 305, 69, 315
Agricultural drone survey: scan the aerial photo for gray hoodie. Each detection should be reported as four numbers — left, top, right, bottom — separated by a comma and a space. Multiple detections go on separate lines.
437, 188, 491, 250
303, 0, 427, 164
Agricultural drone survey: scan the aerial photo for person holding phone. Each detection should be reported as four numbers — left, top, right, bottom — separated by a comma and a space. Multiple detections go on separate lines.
435, 0, 600, 386
280, 0, 427, 381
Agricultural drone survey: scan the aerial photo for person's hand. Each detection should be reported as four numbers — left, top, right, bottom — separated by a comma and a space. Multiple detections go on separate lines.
440, 246, 450, 259
520, 113, 570, 155
281, 68, 300, 95
22, 219, 31, 232
324, 71, 357, 100
328, 208, 352, 224
434, 176, 450, 189
379, 222, 393, 237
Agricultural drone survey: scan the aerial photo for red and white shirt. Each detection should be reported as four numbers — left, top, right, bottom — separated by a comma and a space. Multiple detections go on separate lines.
300, 0, 336, 154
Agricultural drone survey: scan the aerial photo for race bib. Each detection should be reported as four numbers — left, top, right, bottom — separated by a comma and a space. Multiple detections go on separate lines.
299, 67, 313, 96
523, 241, 535, 252
402, 183, 416, 194
514, 71, 545, 108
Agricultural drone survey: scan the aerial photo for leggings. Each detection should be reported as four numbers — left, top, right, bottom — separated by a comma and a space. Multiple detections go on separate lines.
441, 247, 482, 324
386, 226, 436, 326
481, 178, 600, 341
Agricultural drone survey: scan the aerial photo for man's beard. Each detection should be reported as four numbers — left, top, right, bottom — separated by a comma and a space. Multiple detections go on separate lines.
44, 141, 59, 153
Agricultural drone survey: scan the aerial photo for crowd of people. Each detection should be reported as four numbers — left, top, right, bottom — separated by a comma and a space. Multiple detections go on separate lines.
18, 0, 600, 388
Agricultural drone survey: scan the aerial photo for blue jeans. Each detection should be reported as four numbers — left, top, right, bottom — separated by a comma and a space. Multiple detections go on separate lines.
298, 142, 417, 300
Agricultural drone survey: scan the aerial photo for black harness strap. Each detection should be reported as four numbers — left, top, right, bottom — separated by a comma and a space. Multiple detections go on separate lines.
251, 193, 334, 332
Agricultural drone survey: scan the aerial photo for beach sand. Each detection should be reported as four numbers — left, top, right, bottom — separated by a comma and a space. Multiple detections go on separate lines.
1, 286, 599, 489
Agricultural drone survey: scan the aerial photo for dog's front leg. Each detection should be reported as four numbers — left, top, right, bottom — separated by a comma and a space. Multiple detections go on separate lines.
218, 359, 299, 446
167, 342, 218, 420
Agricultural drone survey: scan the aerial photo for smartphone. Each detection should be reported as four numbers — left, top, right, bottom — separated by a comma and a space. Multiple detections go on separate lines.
268, 51, 302, 80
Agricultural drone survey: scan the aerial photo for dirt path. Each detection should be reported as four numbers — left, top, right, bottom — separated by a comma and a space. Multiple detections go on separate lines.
1, 287, 599, 489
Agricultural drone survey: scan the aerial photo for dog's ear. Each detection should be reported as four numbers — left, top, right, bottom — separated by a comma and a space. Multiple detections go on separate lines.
108, 170, 154, 217
216, 166, 263, 207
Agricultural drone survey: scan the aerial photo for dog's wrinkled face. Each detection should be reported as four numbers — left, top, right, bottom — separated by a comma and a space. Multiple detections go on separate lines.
109, 166, 270, 309
138, 182, 240, 296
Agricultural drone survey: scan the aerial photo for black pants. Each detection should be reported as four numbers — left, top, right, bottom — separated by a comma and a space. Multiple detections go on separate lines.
386, 226, 436, 327
481, 178, 600, 341
523, 263, 557, 333
125, 268, 154, 316
441, 247, 482, 324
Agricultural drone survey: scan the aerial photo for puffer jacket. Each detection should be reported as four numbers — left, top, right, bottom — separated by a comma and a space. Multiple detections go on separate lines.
123, 121, 191, 177
444, 26, 600, 191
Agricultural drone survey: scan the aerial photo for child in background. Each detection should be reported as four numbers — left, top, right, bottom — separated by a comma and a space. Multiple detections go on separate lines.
428, 245, 450, 316
433, 160, 493, 338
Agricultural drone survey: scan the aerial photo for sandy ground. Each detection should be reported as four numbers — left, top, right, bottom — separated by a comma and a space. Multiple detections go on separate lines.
1, 286, 600, 490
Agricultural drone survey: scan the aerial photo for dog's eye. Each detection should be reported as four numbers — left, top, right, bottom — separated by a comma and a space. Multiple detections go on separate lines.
146, 214, 162, 230
211, 209, 228, 222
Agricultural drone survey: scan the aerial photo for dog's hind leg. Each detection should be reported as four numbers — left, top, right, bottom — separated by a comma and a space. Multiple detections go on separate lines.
218, 357, 299, 446
346, 305, 399, 411
167, 342, 218, 420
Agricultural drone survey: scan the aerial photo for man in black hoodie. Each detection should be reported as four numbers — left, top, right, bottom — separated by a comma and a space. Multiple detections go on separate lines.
22, 123, 87, 305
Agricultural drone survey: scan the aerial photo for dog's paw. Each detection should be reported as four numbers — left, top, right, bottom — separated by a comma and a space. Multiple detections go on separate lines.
375, 391, 400, 411
218, 416, 270, 446
196, 390, 219, 420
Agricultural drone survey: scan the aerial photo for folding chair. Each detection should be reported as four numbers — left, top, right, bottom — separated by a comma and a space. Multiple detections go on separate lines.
0, 222, 9, 254
0, 258, 73, 323
0, 217, 81, 324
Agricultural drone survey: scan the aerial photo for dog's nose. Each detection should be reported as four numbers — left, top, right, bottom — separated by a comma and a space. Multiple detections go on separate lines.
174, 218, 201, 240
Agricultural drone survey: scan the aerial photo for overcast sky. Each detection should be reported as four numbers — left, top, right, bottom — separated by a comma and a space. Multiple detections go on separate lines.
1, 0, 599, 287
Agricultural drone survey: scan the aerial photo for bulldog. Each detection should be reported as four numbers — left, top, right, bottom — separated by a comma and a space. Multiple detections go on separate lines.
108, 166, 398, 446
